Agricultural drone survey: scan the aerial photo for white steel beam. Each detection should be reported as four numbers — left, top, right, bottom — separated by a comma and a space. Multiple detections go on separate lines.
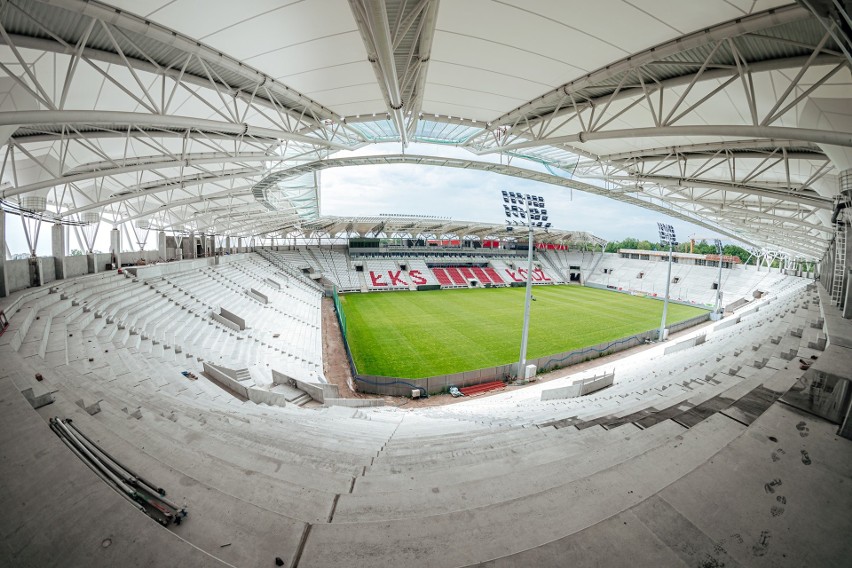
475, 125, 852, 155
0, 111, 349, 150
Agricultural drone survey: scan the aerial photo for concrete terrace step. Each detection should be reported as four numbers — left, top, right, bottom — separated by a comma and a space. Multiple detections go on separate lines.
45, 367, 368, 486
48, 359, 389, 456
358, 419, 668, 490
0, 373, 231, 568
298, 414, 746, 568
340, 420, 687, 522
48, 393, 336, 526
41, 396, 310, 567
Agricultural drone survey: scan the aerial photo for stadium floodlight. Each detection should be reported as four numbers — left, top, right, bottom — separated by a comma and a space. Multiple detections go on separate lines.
500, 190, 548, 381
656, 222, 678, 341
714, 239, 724, 317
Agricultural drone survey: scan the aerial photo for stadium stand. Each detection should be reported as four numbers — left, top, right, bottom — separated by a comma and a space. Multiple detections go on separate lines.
269, 249, 315, 273
586, 252, 800, 308
311, 248, 361, 291
22, 256, 324, 394
430, 267, 454, 287
471, 266, 493, 284
536, 251, 568, 283
1, 253, 850, 567
405, 259, 440, 287
541, 250, 604, 284
483, 266, 506, 285
366, 259, 410, 290
2, 1, 851, 565
445, 266, 467, 286
489, 259, 521, 283
488, 259, 556, 285
531, 266, 556, 283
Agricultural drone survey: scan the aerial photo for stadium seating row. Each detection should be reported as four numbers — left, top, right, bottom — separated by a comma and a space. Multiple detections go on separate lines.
586, 253, 800, 308
258, 247, 565, 291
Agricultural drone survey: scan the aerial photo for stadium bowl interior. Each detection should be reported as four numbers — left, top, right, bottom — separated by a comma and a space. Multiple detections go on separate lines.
1, 1, 852, 567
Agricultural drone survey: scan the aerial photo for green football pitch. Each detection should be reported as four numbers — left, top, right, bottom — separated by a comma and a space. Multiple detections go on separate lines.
338, 285, 707, 378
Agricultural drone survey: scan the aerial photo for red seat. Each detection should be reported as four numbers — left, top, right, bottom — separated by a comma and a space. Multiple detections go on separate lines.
472, 267, 491, 283
459, 380, 505, 396
484, 267, 504, 283
432, 268, 452, 286
446, 267, 466, 285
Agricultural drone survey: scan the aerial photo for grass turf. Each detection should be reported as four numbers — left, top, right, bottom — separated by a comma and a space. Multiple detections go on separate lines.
339, 285, 707, 378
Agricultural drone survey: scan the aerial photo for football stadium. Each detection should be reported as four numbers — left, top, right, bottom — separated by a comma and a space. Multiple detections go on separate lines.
1, 1, 851, 567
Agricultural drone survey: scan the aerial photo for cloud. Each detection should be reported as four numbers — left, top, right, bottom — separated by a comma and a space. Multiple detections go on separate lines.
321, 143, 730, 244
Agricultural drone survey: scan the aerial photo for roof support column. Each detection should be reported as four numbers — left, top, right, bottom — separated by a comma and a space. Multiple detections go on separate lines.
51, 223, 66, 281
158, 230, 167, 261
0, 210, 8, 297
110, 228, 121, 270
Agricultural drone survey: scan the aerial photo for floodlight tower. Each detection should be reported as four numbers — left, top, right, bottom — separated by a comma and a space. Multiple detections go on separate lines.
713, 239, 724, 318
501, 190, 551, 381
657, 222, 678, 341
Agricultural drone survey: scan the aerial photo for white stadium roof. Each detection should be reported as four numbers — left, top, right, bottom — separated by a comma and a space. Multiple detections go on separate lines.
0, 0, 850, 258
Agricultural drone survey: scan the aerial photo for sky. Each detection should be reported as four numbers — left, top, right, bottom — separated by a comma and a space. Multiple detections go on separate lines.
3, 142, 729, 257
319, 142, 726, 243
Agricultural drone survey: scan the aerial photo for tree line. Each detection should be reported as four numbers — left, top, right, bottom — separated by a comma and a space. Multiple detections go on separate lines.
601, 238, 755, 265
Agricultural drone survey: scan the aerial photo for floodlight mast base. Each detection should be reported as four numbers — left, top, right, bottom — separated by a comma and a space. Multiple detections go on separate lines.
659, 243, 673, 341
517, 220, 535, 382
715, 240, 724, 316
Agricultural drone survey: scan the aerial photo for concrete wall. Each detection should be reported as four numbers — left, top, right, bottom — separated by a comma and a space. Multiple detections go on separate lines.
202, 362, 249, 399
323, 398, 385, 408
247, 388, 293, 407
65, 255, 89, 278
203, 362, 291, 407
128, 258, 209, 279
248, 288, 268, 304
119, 249, 174, 266
39, 258, 56, 285
272, 370, 340, 404
287, 375, 339, 403
663, 333, 707, 355
540, 372, 615, 401
219, 307, 246, 330
93, 253, 112, 272
355, 364, 515, 397
540, 382, 584, 400
127, 253, 250, 280
211, 312, 242, 331
5, 259, 32, 294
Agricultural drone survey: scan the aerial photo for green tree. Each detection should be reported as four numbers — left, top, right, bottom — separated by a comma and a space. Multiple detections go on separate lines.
693, 240, 716, 255
605, 237, 759, 264
722, 244, 752, 265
